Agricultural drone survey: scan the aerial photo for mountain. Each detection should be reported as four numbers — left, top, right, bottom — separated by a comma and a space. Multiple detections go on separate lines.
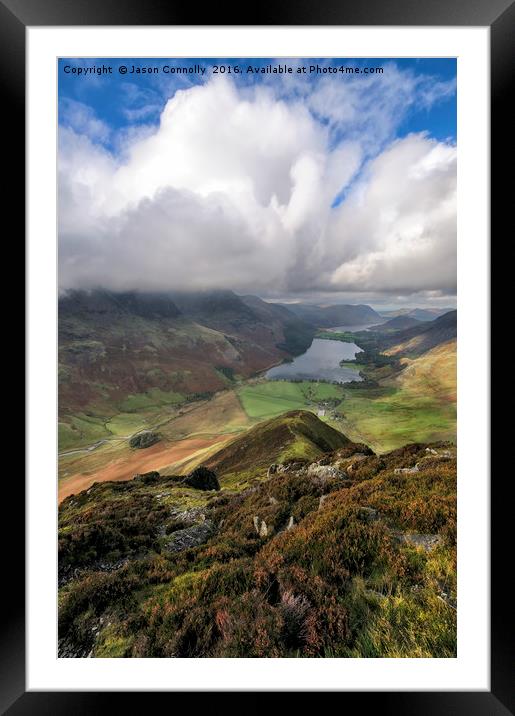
369, 316, 423, 333
383, 310, 457, 357
205, 410, 353, 479
280, 303, 381, 328
58, 410, 456, 658
379, 307, 454, 322
58, 289, 315, 417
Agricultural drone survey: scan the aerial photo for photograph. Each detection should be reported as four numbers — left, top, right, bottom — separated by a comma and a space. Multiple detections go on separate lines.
56, 56, 458, 659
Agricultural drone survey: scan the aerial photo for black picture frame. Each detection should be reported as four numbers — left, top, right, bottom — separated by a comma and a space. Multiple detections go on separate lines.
6, 0, 512, 711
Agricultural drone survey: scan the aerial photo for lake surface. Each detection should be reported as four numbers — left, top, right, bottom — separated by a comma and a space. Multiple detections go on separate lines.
266, 338, 363, 383
326, 320, 387, 333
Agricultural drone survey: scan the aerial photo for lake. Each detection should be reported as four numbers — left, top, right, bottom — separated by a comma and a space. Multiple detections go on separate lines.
266, 338, 363, 383
326, 320, 386, 333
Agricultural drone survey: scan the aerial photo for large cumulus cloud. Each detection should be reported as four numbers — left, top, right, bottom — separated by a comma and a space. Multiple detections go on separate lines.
58, 75, 456, 298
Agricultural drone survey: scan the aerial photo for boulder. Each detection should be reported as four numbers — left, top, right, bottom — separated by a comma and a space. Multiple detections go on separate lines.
164, 521, 214, 553
394, 465, 419, 475
182, 466, 220, 491
307, 464, 346, 483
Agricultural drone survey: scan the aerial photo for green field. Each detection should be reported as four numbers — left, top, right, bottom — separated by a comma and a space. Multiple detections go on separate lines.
336, 385, 456, 453
238, 380, 344, 420
58, 413, 111, 451
117, 388, 185, 413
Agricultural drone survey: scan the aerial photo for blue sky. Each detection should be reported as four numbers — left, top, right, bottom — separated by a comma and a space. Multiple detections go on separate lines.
58, 58, 457, 307
59, 57, 456, 151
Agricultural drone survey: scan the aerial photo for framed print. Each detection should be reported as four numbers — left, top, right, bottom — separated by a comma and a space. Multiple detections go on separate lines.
6, 0, 512, 710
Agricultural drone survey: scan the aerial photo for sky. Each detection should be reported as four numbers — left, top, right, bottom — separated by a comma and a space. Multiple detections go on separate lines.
58, 57, 457, 309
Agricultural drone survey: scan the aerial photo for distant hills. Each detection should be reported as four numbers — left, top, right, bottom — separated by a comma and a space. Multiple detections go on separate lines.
369, 315, 423, 333
379, 307, 454, 322
58, 289, 315, 415
383, 310, 457, 357
279, 302, 381, 327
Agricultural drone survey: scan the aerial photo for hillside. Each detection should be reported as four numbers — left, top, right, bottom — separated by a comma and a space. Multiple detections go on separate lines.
369, 316, 423, 333
383, 310, 457, 357
282, 303, 381, 328
388, 339, 457, 404
379, 307, 454, 322
58, 289, 315, 432
205, 410, 352, 479
58, 411, 456, 658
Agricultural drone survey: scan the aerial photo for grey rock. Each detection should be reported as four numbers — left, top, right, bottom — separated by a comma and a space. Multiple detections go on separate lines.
394, 465, 419, 475
393, 532, 443, 551
164, 520, 214, 553
307, 464, 346, 483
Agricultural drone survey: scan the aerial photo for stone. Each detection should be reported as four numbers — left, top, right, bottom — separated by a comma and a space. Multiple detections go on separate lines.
164, 521, 214, 553
393, 532, 443, 551
307, 464, 346, 483
394, 465, 419, 475
182, 466, 220, 491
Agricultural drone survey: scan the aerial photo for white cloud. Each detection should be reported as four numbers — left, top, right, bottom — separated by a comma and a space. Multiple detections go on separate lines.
58, 75, 456, 298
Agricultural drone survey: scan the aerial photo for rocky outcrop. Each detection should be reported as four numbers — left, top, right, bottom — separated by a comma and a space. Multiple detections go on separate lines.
253, 516, 269, 538
307, 463, 347, 483
182, 466, 220, 491
164, 520, 214, 553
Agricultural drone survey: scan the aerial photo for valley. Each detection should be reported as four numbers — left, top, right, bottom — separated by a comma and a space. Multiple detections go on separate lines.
58, 293, 456, 499
58, 292, 457, 658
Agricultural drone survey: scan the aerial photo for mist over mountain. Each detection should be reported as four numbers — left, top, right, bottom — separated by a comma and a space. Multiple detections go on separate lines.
280, 302, 381, 328
58, 288, 316, 416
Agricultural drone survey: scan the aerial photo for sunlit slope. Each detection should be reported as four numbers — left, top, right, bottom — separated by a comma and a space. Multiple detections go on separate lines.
337, 340, 456, 453
206, 410, 351, 482
389, 339, 456, 404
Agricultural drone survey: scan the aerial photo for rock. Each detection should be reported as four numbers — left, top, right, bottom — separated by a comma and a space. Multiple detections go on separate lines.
307, 464, 346, 483
129, 431, 160, 449
164, 521, 214, 553
253, 516, 270, 538
318, 494, 328, 510
394, 465, 419, 475
182, 466, 220, 491
286, 516, 295, 530
393, 532, 443, 551
169, 506, 207, 525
